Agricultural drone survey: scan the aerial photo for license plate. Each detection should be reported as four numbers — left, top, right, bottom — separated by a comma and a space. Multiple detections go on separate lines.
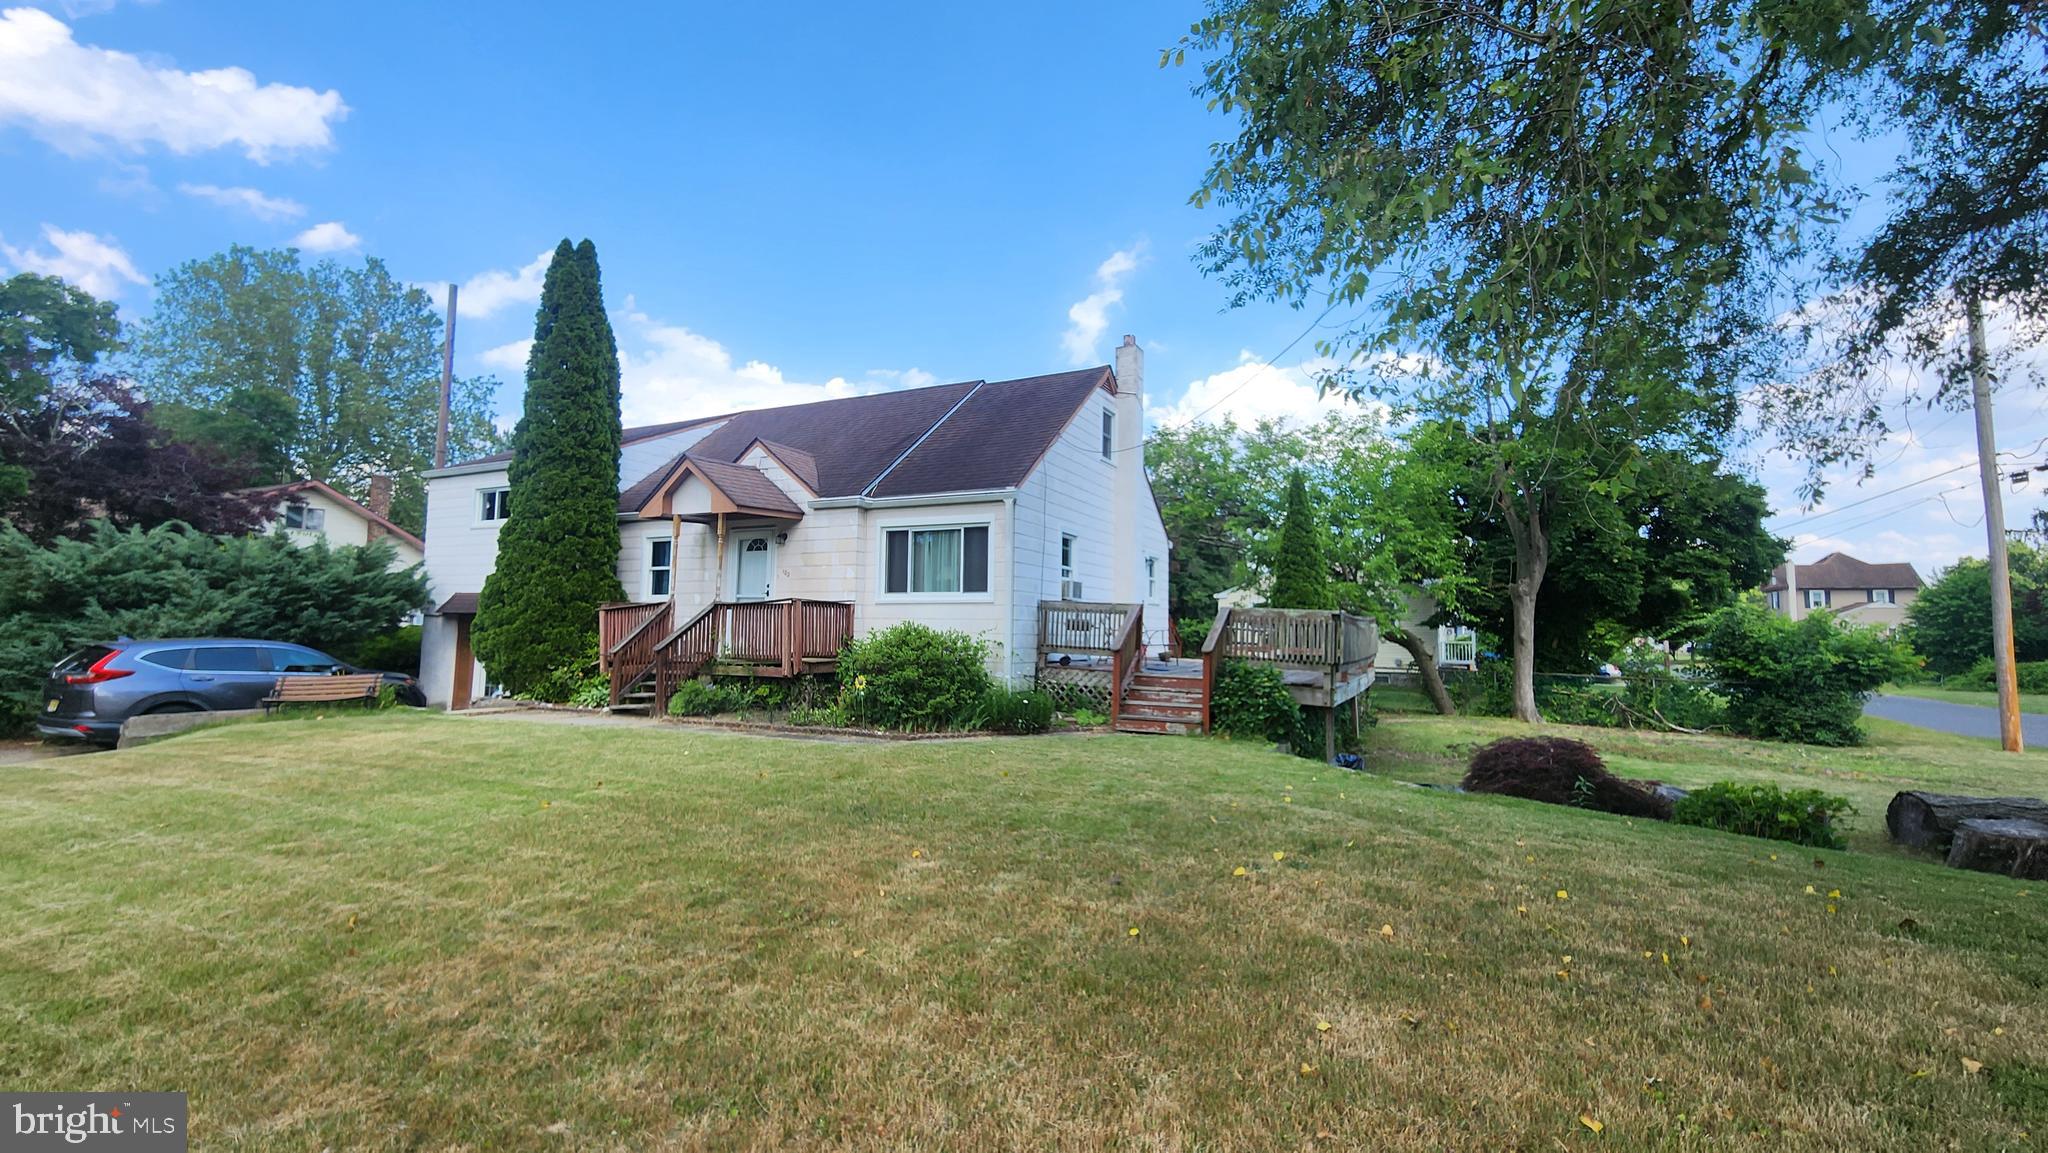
45, 699, 59, 712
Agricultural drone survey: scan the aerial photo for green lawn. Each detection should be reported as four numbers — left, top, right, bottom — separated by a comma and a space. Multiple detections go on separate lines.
2, 712, 2044, 1150
1883, 683, 2048, 715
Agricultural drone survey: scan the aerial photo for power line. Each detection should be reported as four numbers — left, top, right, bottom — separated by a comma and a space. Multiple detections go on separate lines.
1123, 297, 1348, 455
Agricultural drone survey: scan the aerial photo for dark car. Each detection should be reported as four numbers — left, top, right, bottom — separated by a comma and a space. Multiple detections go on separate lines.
38, 638, 424, 746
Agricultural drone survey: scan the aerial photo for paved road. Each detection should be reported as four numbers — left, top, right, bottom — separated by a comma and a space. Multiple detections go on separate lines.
1864, 693, 2048, 744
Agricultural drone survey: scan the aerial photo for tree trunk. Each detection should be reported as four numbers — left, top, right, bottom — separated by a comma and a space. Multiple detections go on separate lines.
1388, 627, 1457, 715
1945, 818, 2048, 879
1886, 790, 2048, 851
1508, 532, 1548, 723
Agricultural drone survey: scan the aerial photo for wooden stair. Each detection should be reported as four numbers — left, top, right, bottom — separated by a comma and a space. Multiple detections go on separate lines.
1114, 670, 1206, 735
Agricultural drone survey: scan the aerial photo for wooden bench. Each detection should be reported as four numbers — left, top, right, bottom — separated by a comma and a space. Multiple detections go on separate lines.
262, 673, 385, 713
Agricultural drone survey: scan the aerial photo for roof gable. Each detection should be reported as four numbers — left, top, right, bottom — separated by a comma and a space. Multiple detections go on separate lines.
240, 479, 425, 553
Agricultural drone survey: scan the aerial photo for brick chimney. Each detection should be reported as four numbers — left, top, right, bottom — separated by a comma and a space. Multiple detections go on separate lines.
366, 474, 393, 542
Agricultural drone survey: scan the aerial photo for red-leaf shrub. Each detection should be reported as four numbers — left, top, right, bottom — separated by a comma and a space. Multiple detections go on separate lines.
1462, 736, 1672, 820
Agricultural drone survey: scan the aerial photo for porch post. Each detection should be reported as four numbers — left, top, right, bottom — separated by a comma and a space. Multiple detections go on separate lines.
713, 511, 728, 603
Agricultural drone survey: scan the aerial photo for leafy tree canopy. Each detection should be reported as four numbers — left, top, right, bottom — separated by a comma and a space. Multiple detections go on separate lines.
1904, 545, 2048, 676
133, 246, 504, 532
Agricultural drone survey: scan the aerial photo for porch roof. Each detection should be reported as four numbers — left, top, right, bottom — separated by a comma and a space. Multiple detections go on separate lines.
627, 454, 804, 521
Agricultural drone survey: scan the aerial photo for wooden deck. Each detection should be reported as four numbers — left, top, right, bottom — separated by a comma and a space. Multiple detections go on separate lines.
1196, 605, 1378, 759
599, 599, 854, 713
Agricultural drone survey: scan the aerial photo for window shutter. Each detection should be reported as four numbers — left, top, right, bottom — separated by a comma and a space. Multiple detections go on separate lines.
963, 526, 989, 592
885, 530, 909, 594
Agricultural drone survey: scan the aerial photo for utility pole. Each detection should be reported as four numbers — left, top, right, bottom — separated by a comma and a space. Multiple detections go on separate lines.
1967, 292, 2023, 752
436, 283, 458, 470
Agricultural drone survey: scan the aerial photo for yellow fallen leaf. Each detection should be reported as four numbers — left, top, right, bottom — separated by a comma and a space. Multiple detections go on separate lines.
1828, 889, 1841, 899
1284, 796, 1293, 803
911, 849, 923, 859
1827, 904, 1837, 915
1561, 954, 1573, 964
1515, 904, 1529, 916
1961, 1057, 1984, 1075
1233, 866, 1248, 877
1299, 1062, 1318, 1076
540, 800, 551, 809
345, 914, 356, 930
1680, 935, 1691, 948
1316, 1020, 1332, 1033
1642, 950, 1653, 959
1994, 1027, 2006, 1036
1127, 927, 1140, 938
1380, 924, 1395, 939
851, 948, 868, 958
1556, 969, 1570, 981
1273, 851, 1287, 862
1579, 1114, 1604, 1134
1909, 1069, 1930, 1079
1662, 952, 1671, 965
1345, 839, 1355, 848
1556, 889, 1569, 901
1804, 885, 1818, 895
1698, 995, 1714, 1012
1769, 853, 1778, 860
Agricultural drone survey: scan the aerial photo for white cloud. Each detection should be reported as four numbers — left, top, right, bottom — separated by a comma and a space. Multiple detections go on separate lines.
177, 182, 304, 221
1146, 351, 1359, 431
477, 338, 531, 373
453, 250, 551, 320
291, 220, 359, 253
1, 223, 146, 298
0, 8, 347, 161
615, 309, 874, 425
1061, 244, 1145, 365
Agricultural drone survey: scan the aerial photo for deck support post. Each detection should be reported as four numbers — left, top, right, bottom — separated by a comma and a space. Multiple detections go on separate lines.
1323, 705, 1335, 763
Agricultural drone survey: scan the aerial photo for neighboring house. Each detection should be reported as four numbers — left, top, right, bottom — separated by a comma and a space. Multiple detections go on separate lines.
1761, 552, 1924, 630
418, 337, 1173, 709
242, 477, 425, 572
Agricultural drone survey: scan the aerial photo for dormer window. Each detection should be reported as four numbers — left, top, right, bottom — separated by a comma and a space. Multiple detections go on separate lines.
1806, 589, 1828, 609
1870, 588, 1893, 604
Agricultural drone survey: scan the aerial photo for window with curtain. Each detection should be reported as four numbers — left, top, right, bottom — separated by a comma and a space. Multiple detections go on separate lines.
884, 525, 989, 594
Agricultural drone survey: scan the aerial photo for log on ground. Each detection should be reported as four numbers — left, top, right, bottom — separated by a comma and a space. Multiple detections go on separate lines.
1885, 791, 2048, 851
1944, 818, 2048, 880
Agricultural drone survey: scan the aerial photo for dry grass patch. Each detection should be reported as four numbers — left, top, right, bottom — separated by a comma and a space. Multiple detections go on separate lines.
0, 711, 2042, 1150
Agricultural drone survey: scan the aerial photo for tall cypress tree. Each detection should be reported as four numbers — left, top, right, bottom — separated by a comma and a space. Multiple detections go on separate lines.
1268, 469, 1333, 610
472, 239, 623, 696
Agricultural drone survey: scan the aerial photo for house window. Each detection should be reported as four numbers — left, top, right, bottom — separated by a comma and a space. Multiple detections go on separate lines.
478, 487, 511, 523
1101, 411, 1115, 460
1768, 591, 1781, 611
1806, 589, 1828, 609
282, 503, 325, 531
1870, 588, 1893, 604
648, 538, 673, 597
1145, 556, 1158, 599
884, 525, 989, 595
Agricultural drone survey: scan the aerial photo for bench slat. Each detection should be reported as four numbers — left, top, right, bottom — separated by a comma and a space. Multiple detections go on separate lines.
266, 674, 384, 705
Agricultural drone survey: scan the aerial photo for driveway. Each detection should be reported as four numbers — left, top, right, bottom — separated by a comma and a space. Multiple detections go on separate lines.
1864, 692, 2048, 744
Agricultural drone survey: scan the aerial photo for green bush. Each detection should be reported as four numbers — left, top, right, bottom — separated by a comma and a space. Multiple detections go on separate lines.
341, 625, 422, 676
966, 686, 1055, 734
0, 521, 427, 735
567, 674, 610, 710
837, 623, 992, 731
1954, 657, 2048, 694
666, 680, 736, 717
1671, 782, 1853, 849
527, 642, 602, 705
1211, 660, 1300, 745
1697, 599, 1915, 746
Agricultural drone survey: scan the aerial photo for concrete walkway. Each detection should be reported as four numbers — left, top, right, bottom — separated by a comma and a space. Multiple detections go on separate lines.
1864, 692, 2048, 744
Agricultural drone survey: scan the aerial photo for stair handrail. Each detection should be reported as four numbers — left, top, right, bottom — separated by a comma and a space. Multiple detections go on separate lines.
606, 601, 673, 706
1197, 605, 1232, 735
1109, 603, 1143, 727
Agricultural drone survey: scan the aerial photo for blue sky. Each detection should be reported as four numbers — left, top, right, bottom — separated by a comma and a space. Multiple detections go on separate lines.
2, 0, 2042, 575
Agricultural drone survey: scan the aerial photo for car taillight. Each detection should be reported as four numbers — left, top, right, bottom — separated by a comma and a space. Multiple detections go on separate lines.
64, 651, 133, 685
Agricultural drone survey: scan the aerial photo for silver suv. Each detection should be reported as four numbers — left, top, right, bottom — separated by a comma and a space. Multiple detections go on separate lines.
38, 638, 424, 746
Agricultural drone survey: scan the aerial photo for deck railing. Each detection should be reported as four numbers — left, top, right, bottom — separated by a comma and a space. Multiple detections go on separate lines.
600, 598, 854, 712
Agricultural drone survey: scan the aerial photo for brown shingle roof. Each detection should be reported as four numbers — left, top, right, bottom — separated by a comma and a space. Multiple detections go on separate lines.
749, 440, 820, 493
437, 591, 480, 615
1762, 552, 1924, 593
869, 367, 1113, 498
684, 456, 804, 516
679, 380, 982, 496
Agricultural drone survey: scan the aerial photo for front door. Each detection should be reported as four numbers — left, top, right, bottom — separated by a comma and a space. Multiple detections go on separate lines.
734, 534, 773, 601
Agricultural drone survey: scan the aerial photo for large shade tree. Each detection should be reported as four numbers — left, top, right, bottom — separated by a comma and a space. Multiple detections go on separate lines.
1179, 0, 1856, 720
471, 240, 625, 697
133, 246, 504, 532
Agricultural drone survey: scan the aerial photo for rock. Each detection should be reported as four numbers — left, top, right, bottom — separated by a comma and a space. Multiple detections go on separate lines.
1648, 784, 1691, 804
1886, 791, 2048, 851
1944, 818, 2048, 880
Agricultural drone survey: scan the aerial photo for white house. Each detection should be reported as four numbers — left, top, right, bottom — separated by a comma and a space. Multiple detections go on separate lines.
418, 337, 1172, 709
242, 477, 425, 571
